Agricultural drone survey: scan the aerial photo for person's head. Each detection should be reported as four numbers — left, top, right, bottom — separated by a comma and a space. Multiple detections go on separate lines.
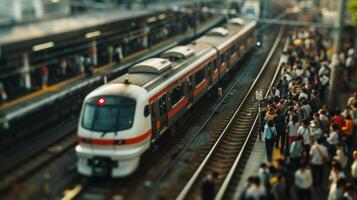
302, 119, 309, 127
331, 160, 342, 172
276, 159, 285, 169
310, 121, 317, 130
260, 163, 268, 169
299, 161, 307, 170
212, 171, 219, 180
353, 150, 357, 160
345, 115, 352, 120
316, 138, 324, 145
267, 120, 274, 127
335, 108, 341, 116
247, 176, 255, 185
297, 135, 303, 142
331, 124, 339, 131
253, 176, 261, 186
292, 115, 298, 124
313, 113, 319, 120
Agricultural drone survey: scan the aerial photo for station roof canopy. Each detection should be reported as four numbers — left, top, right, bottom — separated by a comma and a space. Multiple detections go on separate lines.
0, 9, 155, 46
129, 58, 172, 74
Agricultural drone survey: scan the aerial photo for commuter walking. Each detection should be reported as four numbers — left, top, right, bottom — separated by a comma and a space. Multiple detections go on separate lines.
59, 59, 68, 78
327, 177, 345, 200
84, 56, 92, 76
272, 174, 287, 200
0, 81, 7, 104
275, 110, 285, 151
287, 115, 299, 146
201, 171, 219, 200
309, 138, 328, 188
294, 162, 312, 200
351, 150, 357, 185
345, 48, 354, 81
115, 45, 123, 64
244, 176, 266, 200
40, 65, 49, 89
326, 124, 340, 157
297, 120, 311, 156
263, 120, 277, 162
289, 136, 304, 170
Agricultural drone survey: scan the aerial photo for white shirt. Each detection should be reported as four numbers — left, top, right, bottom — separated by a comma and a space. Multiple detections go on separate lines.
310, 128, 322, 139
346, 56, 353, 67
295, 169, 312, 189
297, 126, 311, 145
352, 159, 357, 178
245, 185, 266, 200
310, 144, 328, 165
320, 75, 329, 86
328, 183, 343, 200
334, 149, 348, 168
327, 131, 339, 145
328, 170, 346, 184
287, 122, 299, 137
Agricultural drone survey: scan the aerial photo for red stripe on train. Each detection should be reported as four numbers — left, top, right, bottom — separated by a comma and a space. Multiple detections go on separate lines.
78, 129, 152, 145
193, 80, 208, 96
168, 98, 188, 119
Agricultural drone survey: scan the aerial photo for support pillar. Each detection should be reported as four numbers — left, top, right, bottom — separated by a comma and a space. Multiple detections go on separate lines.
22, 53, 32, 90
91, 40, 97, 66
33, 0, 44, 19
13, 0, 22, 22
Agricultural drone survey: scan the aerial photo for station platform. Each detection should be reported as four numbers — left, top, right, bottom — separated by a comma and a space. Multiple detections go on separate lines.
232, 65, 357, 200
0, 14, 224, 126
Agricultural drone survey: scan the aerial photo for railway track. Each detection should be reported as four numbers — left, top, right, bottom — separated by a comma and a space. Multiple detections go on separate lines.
175, 27, 287, 200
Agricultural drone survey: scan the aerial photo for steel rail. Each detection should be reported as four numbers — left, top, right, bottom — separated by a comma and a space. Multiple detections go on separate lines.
176, 26, 285, 200
215, 37, 291, 200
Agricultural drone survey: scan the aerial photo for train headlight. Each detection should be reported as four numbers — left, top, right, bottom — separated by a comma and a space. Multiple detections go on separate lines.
97, 97, 105, 105
256, 41, 262, 47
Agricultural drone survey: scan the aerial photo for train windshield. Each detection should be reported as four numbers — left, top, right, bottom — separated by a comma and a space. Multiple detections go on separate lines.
82, 96, 136, 132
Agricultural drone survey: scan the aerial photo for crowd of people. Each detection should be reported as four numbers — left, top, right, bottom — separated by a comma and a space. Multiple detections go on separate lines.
241, 29, 356, 200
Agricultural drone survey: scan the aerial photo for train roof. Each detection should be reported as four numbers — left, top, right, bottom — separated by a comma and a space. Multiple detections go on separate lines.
111, 42, 214, 91
195, 19, 256, 51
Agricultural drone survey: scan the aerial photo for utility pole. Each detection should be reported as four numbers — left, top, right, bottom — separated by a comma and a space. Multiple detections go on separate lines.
335, 0, 346, 54
329, 0, 346, 108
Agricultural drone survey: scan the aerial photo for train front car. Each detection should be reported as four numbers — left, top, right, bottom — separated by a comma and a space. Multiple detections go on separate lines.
76, 82, 151, 177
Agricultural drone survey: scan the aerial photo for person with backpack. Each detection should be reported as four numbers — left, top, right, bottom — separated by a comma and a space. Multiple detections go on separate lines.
289, 136, 304, 171
297, 120, 312, 156
326, 124, 340, 157
264, 120, 278, 162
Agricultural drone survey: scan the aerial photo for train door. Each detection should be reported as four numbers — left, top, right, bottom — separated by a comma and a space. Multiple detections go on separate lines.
207, 62, 213, 87
150, 103, 159, 142
186, 77, 194, 106
158, 95, 168, 132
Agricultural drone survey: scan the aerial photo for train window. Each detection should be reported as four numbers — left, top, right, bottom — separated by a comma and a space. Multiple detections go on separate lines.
82, 96, 136, 132
195, 68, 205, 86
144, 105, 150, 117
171, 84, 184, 106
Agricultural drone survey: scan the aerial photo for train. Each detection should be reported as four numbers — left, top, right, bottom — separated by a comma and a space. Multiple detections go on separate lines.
75, 17, 257, 177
